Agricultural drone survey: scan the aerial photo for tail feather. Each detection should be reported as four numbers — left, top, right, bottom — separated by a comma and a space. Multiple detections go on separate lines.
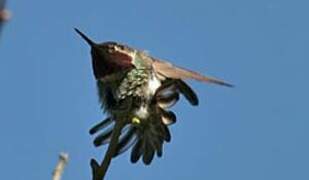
131, 139, 143, 163
161, 110, 177, 125
156, 90, 179, 109
162, 125, 171, 142
142, 135, 155, 165
176, 80, 199, 106
155, 79, 199, 107
89, 117, 113, 135
92, 121, 131, 147
93, 127, 113, 147
156, 141, 163, 157
129, 108, 173, 164
114, 127, 137, 157
150, 135, 163, 156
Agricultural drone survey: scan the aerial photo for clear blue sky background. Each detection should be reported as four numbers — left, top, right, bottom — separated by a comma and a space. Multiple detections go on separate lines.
0, 0, 308, 180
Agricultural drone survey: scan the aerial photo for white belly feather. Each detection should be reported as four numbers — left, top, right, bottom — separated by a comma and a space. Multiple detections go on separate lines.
135, 73, 161, 119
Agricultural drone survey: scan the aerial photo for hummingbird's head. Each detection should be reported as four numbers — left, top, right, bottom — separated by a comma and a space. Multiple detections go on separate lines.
75, 28, 134, 79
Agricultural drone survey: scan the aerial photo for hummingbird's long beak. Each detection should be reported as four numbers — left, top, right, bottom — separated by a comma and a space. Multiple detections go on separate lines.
74, 28, 95, 47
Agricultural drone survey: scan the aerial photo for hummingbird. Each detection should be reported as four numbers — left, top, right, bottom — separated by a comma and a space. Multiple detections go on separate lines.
75, 28, 233, 179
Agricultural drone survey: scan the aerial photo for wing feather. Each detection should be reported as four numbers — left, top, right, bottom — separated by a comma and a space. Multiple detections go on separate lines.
153, 59, 233, 87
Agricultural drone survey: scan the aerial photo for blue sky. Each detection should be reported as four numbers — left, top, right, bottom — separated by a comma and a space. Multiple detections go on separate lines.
0, 0, 308, 179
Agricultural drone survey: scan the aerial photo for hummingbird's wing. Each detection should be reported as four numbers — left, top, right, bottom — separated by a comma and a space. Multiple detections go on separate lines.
152, 59, 233, 87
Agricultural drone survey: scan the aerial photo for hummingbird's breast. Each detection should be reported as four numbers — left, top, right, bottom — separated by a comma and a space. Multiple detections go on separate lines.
116, 68, 162, 119
117, 68, 161, 100
97, 66, 163, 122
